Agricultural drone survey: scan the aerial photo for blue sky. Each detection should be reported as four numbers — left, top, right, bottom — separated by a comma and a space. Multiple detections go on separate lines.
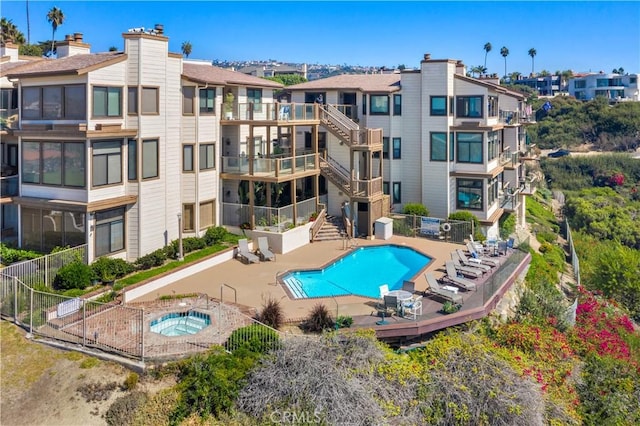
3, 1, 639, 75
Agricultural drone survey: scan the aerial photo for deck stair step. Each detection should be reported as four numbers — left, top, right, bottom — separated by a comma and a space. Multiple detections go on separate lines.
313, 215, 345, 242
283, 276, 306, 299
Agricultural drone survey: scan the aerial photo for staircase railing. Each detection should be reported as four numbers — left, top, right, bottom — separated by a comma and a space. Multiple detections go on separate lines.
320, 104, 359, 146
309, 208, 327, 242
319, 156, 351, 195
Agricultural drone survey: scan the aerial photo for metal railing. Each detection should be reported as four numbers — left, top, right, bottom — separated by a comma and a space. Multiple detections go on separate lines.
221, 153, 317, 177
388, 214, 472, 243
222, 102, 318, 122
0, 244, 87, 289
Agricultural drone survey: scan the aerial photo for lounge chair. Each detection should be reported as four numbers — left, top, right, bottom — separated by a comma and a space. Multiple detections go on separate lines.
466, 242, 499, 267
237, 238, 259, 264
455, 249, 492, 271
497, 241, 508, 256
257, 237, 275, 261
444, 261, 478, 291
424, 273, 463, 304
449, 253, 484, 278
378, 294, 398, 316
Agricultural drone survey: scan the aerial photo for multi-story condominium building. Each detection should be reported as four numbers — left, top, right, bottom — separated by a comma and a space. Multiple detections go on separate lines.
287, 54, 536, 239
0, 27, 287, 262
568, 72, 639, 101
515, 74, 564, 96
1, 28, 536, 262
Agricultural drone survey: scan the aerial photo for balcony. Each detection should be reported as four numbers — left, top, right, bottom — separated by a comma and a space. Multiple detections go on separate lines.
0, 175, 19, 198
500, 186, 521, 211
221, 152, 318, 179
351, 176, 383, 199
222, 197, 317, 232
221, 102, 320, 124
500, 150, 521, 169
519, 175, 538, 195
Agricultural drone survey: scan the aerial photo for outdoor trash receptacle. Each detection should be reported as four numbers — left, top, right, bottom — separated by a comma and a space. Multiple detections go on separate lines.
374, 217, 393, 240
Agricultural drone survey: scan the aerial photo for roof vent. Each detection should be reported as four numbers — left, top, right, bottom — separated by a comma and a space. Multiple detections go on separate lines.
73, 33, 83, 42
154, 24, 164, 35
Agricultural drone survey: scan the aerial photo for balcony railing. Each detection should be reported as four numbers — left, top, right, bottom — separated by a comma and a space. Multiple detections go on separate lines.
351, 176, 383, 198
499, 109, 534, 125
222, 102, 319, 122
0, 175, 19, 197
222, 197, 317, 232
520, 175, 538, 195
221, 153, 317, 178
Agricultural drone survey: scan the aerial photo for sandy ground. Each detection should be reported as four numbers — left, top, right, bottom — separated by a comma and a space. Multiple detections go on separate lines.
0, 321, 167, 426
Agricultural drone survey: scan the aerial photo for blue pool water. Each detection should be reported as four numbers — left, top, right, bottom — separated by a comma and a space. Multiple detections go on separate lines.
282, 245, 432, 299
150, 311, 211, 336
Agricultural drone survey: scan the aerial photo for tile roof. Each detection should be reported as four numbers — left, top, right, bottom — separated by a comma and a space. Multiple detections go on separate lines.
288, 73, 401, 93
3, 52, 127, 78
0, 60, 41, 76
455, 74, 525, 99
182, 63, 283, 88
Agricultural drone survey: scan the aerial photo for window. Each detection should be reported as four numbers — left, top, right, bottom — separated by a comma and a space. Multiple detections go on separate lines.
21, 208, 86, 252
199, 200, 214, 230
95, 208, 124, 256
127, 87, 138, 114
430, 96, 447, 116
142, 139, 158, 179
369, 95, 389, 115
22, 141, 85, 187
457, 179, 483, 210
574, 80, 586, 89
93, 86, 122, 117
198, 88, 215, 114
392, 138, 401, 159
457, 133, 483, 163
450, 133, 455, 162
449, 96, 454, 115
392, 182, 401, 204
393, 94, 402, 115
22, 85, 86, 120
183, 204, 194, 231
141, 87, 159, 114
128, 139, 137, 180
596, 79, 609, 87
383, 137, 389, 159
487, 131, 499, 161
183, 86, 195, 114
456, 96, 483, 118
630, 77, 637, 84
430, 132, 447, 161
247, 88, 262, 112
383, 181, 389, 195
362, 94, 367, 115
92, 140, 122, 186
199, 143, 215, 170
488, 177, 499, 207
0, 88, 18, 111
487, 96, 498, 117
183, 145, 194, 172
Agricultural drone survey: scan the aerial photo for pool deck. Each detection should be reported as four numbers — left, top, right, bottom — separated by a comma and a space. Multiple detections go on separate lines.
131, 235, 530, 342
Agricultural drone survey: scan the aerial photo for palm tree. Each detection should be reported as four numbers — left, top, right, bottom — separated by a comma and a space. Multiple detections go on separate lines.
528, 48, 537, 75
26, 0, 31, 44
500, 46, 509, 79
0, 18, 26, 44
483, 42, 492, 70
470, 65, 484, 78
181, 41, 192, 58
46, 6, 65, 57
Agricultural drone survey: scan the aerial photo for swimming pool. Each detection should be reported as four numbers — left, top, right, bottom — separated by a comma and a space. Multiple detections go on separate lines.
281, 244, 432, 299
150, 311, 211, 336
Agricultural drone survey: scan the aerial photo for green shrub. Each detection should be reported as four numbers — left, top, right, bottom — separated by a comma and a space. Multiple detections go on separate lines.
441, 301, 461, 314
300, 303, 334, 333
135, 249, 167, 270
537, 231, 557, 244
91, 257, 134, 281
172, 348, 257, 422
335, 315, 353, 328
62, 288, 86, 298
403, 203, 429, 217
256, 297, 284, 330
123, 372, 139, 391
182, 237, 206, 253
449, 211, 483, 241
105, 391, 148, 426
53, 261, 92, 291
499, 212, 516, 239
226, 324, 280, 354
204, 226, 228, 246
0, 243, 41, 266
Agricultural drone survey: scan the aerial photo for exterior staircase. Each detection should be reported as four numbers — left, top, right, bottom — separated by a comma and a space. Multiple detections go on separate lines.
319, 155, 351, 196
313, 215, 345, 241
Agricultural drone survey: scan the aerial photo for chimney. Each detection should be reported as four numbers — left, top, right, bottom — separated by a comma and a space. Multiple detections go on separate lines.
154, 24, 164, 35
56, 32, 90, 58
456, 60, 466, 76
422, 53, 431, 62
0, 42, 20, 61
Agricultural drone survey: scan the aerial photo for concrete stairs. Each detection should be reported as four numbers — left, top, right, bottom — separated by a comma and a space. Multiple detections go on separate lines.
313, 215, 345, 242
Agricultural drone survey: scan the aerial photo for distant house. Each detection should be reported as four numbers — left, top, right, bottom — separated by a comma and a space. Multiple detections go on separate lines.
237, 63, 307, 80
568, 72, 639, 102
